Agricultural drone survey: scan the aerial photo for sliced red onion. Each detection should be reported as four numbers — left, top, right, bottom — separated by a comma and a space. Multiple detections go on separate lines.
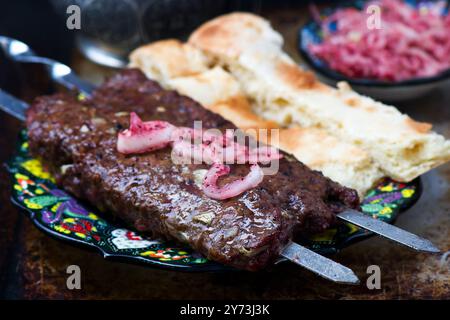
117, 112, 175, 154
247, 146, 283, 164
171, 139, 209, 164
171, 127, 224, 146
202, 163, 264, 200
309, 0, 450, 82
171, 129, 215, 164
118, 113, 281, 199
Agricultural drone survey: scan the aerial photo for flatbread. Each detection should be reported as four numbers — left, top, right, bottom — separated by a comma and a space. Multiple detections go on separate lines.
129, 40, 384, 196
189, 12, 450, 182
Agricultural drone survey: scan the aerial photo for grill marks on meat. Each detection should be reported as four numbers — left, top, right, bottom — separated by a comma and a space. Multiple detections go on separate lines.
26, 69, 359, 271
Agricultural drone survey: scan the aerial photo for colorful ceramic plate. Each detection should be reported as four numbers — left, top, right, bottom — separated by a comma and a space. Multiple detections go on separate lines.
6, 131, 422, 271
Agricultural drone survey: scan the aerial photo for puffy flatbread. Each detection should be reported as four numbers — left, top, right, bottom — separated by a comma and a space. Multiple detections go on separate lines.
189, 12, 450, 182
129, 40, 384, 196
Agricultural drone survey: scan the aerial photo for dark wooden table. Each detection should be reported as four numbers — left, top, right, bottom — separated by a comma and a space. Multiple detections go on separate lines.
0, 8, 449, 300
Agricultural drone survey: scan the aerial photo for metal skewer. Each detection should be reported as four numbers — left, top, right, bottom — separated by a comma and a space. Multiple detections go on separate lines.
0, 88, 361, 284
0, 81, 441, 254
0, 37, 441, 284
0, 37, 441, 254
0, 36, 95, 96
0, 89, 27, 121
338, 209, 440, 253
0, 89, 436, 285
281, 242, 360, 284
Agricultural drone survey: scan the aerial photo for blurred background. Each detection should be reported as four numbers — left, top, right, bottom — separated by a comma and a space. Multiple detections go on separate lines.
1, 0, 449, 95
0, 0, 326, 68
0, 0, 319, 97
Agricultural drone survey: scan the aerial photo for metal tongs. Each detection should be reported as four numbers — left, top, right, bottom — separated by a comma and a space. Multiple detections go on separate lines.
0, 36, 440, 285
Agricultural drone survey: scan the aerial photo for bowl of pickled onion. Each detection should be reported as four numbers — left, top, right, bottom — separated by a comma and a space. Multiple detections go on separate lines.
299, 0, 450, 101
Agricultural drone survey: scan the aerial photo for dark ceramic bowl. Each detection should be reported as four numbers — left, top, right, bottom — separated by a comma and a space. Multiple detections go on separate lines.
298, 0, 450, 102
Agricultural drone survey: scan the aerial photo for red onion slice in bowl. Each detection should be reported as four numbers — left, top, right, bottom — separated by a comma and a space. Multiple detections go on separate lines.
308, 0, 450, 82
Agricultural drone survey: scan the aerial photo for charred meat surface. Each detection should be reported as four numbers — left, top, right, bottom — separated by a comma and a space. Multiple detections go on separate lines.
26, 69, 359, 271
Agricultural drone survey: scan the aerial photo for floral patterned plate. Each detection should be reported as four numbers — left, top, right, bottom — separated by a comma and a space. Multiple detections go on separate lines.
6, 131, 422, 271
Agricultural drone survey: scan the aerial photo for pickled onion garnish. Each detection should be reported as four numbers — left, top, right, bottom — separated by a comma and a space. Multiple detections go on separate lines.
169, 127, 281, 165
117, 112, 175, 154
202, 163, 264, 200
118, 113, 282, 199
247, 146, 283, 164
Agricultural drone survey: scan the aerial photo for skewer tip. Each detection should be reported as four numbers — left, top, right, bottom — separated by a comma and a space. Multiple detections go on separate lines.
416, 240, 440, 254
281, 242, 361, 285
338, 272, 360, 285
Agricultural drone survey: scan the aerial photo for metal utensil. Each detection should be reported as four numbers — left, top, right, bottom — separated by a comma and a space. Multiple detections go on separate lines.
0, 36, 95, 96
0, 37, 441, 284
0, 88, 361, 284
338, 209, 439, 253
0, 37, 440, 254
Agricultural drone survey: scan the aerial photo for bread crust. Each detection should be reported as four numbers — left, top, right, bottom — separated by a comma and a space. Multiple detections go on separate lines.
189, 12, 450, 182
129, 39, 384, 197
129, 39, 210, 86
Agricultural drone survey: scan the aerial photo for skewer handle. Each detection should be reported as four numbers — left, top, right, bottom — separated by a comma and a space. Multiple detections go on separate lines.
0, 36, 95, 96
0, 89, 27, 121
